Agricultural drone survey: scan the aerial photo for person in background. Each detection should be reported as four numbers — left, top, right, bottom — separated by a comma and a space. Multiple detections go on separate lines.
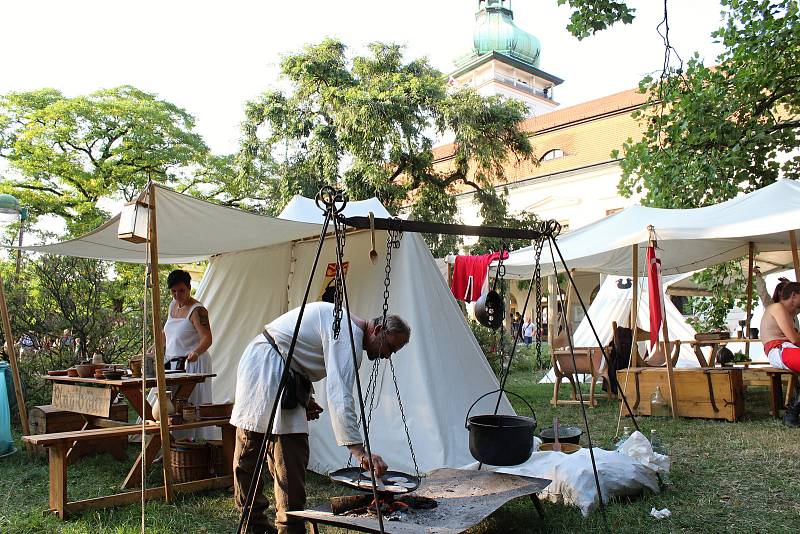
230, 302, 411, 534
760, 277, 800, 427
163, 269, 213, 439
522, 316, 534, 347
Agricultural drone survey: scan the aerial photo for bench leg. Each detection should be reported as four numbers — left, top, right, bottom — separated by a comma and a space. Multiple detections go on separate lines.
220, 425, 235, 476
49, 443, 68, 519
768, 373, 783, 418
786, 375, 798, 408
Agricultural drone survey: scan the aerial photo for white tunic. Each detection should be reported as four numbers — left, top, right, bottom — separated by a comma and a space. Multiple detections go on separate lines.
230, 302, 364, 445
164, 300, 213, 440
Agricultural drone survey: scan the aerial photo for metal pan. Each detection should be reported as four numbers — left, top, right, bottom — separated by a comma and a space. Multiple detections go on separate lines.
328, 467, 420, 495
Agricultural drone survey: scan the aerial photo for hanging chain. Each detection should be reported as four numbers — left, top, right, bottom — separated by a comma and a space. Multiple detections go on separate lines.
494, 243, 508, 364
390, 358, 419, 477
382, 220, 403, 326
532, 238, 546, 368
332, 209, 347, 339
348, 358, 381, 468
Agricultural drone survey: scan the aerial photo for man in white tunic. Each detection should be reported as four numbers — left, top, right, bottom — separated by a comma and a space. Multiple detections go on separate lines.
231, 301, 411, 534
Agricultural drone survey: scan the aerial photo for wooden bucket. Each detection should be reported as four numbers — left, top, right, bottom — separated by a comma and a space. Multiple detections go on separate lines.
171, 441, 211, 483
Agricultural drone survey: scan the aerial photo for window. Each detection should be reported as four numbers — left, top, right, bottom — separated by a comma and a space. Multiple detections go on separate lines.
540, 149, 565, 161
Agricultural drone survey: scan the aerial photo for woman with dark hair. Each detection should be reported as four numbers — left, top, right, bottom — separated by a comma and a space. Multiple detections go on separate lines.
164, 269, 213, 439
760, 277, 800, 427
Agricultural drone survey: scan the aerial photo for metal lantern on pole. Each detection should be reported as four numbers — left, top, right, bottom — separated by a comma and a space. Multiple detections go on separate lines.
117, 200, 149, 243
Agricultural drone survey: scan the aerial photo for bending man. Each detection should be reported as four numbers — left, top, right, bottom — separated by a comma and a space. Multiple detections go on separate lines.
230, 301, 411, 534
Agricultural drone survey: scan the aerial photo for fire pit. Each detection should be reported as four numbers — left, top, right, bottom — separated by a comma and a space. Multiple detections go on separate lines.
288, 467, 551, 533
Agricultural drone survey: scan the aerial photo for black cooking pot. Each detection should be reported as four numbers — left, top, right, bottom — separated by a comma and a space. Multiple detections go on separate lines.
465, 390, 537, 466
474, 289, 504, 330
539, 425, 583, 445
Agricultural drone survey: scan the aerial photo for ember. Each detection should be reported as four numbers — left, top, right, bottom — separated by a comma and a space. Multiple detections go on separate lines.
333, 493, 437, 517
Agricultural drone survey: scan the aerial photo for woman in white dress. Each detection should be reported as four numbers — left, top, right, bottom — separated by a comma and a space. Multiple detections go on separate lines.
163, 269, 213, 440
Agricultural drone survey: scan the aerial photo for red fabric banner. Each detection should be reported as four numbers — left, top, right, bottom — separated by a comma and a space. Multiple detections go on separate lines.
647, 245, 664, 352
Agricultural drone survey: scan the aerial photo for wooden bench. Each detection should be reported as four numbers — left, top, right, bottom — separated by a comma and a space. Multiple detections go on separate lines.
739, 367, 798, 417
23, 419, 234, 519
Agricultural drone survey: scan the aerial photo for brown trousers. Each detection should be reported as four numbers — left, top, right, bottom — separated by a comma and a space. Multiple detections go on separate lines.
233, 427, 310, 534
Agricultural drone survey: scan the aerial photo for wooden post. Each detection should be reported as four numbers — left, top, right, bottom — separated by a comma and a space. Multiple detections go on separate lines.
745, 242, 754, 358
147, 183, 174, 502
630, 244, 640, 366
649, 228, 678, 419
790, 230, 800, 282
0, 270, 32, 451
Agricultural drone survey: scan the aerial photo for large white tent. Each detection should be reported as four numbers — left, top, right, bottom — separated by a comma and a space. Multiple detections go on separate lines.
21, 185, 513, 474
571, 276, 700, 368
503, 179, 800, 278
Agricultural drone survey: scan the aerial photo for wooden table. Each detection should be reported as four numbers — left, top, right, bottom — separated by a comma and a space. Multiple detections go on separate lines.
684, 338, 761, 367
44, 372, 215, 489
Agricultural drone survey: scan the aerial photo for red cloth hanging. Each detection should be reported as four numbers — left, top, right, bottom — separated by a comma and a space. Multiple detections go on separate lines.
451, 250, 508, 303
646, 245, 664, 352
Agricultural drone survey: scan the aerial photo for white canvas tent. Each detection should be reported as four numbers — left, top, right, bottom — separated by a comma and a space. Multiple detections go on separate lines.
503, 179, 800, 279
571, 276, 699, 367
21, 185, 513, 474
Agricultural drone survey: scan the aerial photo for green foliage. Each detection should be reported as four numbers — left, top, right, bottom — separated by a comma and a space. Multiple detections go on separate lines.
617, 0, 800, 208
0, 86, 210, 232
469, 187, 542, 255
616, 0, 799, 329
687, 261, 749, 332
558, 0, 636, 39
236, 39, 536, 221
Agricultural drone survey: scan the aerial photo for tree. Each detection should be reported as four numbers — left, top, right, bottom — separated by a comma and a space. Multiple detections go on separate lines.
615, 0, 800, 328
0, 86, 210, 233
236, 39, 537, 256
558, 0, 636, 39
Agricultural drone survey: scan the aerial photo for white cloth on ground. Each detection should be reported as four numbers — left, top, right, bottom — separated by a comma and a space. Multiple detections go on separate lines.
461, 431, 665, 516
230, 302, 364, 445
164, 300, 213, 441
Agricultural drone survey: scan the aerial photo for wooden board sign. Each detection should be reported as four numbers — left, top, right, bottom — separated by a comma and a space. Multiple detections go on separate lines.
52, 384, 112, 417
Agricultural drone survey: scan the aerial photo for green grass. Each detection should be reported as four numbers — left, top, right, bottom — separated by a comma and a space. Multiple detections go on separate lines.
1, 368, 799, 533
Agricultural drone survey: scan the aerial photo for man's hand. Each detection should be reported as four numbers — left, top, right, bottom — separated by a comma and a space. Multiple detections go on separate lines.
347, 444, 388, 478
186, 350, 199, 362
306, 397, 324, 421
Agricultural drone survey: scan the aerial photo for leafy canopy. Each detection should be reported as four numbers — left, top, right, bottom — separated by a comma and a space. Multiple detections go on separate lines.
236, 39, 537, 255
0, 86, 209, 233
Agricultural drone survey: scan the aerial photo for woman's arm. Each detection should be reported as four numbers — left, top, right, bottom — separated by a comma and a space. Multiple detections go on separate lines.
188, 307, 213, 361
770, 304, 800, 345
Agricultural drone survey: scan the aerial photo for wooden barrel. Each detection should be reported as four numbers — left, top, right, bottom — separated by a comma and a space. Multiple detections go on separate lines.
171, 441, 211, 483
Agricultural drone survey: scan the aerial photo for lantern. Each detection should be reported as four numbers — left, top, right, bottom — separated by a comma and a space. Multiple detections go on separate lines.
117, 200, 149, 243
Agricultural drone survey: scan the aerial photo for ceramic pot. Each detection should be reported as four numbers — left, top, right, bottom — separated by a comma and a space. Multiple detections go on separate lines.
151, 397, 175, 421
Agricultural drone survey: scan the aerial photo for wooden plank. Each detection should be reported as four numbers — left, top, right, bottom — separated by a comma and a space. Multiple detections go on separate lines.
0, 270, 32, 449
55, 476, 233, 517
49, 443, 68, 519
42, 373, 214, 386
52, 384, 112, 417
23, 418, 231, 445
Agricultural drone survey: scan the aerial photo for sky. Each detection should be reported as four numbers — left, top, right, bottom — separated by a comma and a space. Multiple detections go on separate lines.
0, 0, 727, 156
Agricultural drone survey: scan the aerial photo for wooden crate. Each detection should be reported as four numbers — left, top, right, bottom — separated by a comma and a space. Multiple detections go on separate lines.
28, 404, 129, 461
616, 367, 745, 422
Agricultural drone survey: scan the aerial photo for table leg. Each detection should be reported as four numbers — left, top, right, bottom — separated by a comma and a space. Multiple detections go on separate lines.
121, 385, 149, 420
310, 521, 319, 534
693, 345, 709, 368
122, 434, 162, 489
220, 425, 235, 476
49, 442, 68, 519
529, 494, 545, 519
768, 373, 783, 418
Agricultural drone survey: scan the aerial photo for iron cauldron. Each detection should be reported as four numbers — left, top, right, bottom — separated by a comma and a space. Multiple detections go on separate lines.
539, 425, 583, 445
474, 289, 504, 330
465, 390, 537, 466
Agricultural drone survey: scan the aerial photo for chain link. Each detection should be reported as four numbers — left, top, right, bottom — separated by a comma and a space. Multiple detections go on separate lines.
532, 238, 545, 368
382, 220, 403, 326
390, 358, 419, 477
332, 215, 347, 339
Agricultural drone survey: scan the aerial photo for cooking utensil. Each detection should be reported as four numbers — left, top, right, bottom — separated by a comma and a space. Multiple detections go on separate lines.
328, 467, 420, 495
47, 370, 68, 376
539, 425, 583, 445
552, 417, 562, 452
474, 289, 504, 329
369, 212, 378, 263
465, 389, 537, 466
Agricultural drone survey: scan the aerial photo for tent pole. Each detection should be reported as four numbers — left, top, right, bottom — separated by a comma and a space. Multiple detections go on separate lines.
630, 245, 639, 367
649, 230, 678, 419
745, 242, 754, 358
0, 272, 32, 452
147, 183, 174, 502
790, 230, 800, 282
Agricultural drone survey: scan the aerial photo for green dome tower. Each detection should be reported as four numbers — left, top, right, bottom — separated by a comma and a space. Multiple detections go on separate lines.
452, 0, 562, 116
473, 0, 541, 68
